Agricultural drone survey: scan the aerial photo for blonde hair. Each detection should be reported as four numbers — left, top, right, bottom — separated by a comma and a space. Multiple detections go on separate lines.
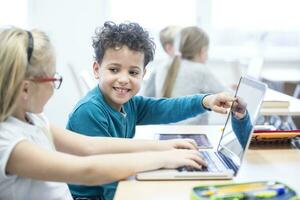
159, 25, 181, 50
161, 26, 209, 98
0, 27, 54, 122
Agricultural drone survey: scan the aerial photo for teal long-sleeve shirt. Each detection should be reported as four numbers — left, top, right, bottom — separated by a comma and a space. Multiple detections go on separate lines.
66, 86, 208, 200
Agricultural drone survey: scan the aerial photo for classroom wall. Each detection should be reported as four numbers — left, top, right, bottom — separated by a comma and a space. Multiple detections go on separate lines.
25, 0, 300, 127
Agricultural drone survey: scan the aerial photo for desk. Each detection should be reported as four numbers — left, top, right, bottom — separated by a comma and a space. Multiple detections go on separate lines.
261, 66, 300, 83
114, 125, 300, 200
261, 89, 300, 116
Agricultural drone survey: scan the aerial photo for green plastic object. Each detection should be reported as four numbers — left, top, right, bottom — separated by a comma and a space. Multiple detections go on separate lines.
190, 181, 299, 200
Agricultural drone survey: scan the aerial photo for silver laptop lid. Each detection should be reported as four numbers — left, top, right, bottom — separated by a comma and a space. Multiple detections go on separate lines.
216, 76, 267, 172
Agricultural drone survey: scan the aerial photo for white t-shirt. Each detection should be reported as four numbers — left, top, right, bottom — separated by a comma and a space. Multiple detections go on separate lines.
0, 113, 73, 200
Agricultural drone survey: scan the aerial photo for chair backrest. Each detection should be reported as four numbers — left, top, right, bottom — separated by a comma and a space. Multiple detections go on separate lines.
67, 63, 97, 97
80, 70, 97, 90
293, 84, 300, 98
67, 63, 85, 97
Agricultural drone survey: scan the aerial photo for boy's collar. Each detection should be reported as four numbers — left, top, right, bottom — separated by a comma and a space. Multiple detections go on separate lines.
96, 86, 127, 116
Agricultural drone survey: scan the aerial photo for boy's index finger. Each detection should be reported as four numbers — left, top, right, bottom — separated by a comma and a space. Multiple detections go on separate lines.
220, 92, 236, 101
221, 95, 236, 104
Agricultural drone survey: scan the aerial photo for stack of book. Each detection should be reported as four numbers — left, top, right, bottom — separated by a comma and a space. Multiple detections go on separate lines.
262, 90, 290, 109
262, 100, 290, 108
251, 130, 300, 145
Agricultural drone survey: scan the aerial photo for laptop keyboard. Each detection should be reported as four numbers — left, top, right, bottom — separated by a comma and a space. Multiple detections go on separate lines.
177, 151, 227, 172
159, 134, 212, 148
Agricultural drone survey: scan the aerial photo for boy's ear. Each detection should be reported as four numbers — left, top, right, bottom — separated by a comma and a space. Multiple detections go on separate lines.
93, 61, 100, 79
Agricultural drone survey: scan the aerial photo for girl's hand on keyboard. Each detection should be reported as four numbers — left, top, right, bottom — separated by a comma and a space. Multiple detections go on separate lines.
160, 149, 207, 169
160, 139, 198, 150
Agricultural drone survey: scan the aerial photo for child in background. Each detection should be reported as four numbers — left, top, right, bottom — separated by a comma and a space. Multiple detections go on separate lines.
159, 25, 182, 57
140, 25, 181, 97
155, 26, 227, 124
0, 27, 208, 200
67, 21, 237, 200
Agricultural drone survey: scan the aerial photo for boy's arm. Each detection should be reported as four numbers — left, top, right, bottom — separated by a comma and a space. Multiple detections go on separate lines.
135, 95, 208, 124
51, 125, 197, 156
135, 92, 236, 125
231, 112, 252, 149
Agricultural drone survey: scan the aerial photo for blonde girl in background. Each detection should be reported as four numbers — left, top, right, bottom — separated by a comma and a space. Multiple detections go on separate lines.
0, 27, 206, 200
155, 26, 227, 124
140, 25, 181, 97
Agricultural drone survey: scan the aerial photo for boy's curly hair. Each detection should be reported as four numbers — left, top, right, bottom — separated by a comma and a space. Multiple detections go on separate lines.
92, 21, 156, 67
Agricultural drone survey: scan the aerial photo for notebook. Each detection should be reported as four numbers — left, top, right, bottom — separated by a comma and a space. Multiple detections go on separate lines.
262, 100, 290, 108
136, 76, 267, 180
262, 90, 290, 108
155, 133, 213, 149
250, 129, 300, 148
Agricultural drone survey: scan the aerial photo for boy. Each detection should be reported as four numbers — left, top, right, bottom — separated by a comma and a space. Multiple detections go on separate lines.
67, 21, 237, 200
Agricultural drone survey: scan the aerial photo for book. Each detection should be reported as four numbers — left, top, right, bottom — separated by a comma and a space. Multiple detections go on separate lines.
250, 130, 300, 147
252, 129, 300, 140
262, 100, 290, 108
262, 89, 290, 108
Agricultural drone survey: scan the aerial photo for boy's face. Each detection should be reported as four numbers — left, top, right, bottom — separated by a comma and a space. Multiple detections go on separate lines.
93, 46, 146, 111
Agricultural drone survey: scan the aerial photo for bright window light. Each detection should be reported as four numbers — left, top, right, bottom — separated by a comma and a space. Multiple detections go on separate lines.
110, 0, 197, 30
212, 0, 300, 31
0, 0, 28, 28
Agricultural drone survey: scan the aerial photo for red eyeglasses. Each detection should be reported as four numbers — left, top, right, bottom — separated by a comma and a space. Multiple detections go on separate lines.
29, 73, 63, 89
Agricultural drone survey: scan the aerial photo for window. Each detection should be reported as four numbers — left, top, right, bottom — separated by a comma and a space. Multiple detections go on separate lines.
0, 0, 28, 28
211, 0, 300, 61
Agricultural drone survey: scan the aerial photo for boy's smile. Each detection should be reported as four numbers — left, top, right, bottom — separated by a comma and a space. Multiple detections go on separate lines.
113, 86, 131, 95
94, 46, 146, 111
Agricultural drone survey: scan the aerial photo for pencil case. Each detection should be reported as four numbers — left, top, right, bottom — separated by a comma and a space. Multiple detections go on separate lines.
190, 181, 299, 200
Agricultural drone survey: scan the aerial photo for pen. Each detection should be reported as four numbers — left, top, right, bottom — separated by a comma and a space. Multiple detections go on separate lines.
216, 182, 267, 194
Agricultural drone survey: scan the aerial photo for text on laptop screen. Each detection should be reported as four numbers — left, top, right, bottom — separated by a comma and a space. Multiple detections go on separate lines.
217, 77, 266, 169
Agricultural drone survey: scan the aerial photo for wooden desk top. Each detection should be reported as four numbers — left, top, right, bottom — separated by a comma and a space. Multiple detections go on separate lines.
114, 125, 300, 200
261, 89, 300, 116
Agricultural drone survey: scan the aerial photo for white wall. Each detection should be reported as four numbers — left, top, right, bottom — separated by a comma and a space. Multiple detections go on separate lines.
25, 0, 300, 128
28, 0, 109, 126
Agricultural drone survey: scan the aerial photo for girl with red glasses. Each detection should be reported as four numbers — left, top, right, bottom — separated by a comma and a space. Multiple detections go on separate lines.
0, 27, 204, 200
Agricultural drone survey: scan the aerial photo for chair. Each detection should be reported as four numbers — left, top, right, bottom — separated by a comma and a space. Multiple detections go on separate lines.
246, 57, 264, 80
275, 83, 300, 130
293, 84, 300, 98
67, 63, 96, 97
79, 70, 97, 90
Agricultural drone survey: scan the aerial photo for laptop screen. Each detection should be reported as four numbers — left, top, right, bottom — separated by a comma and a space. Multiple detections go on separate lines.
217, 76, 267, 170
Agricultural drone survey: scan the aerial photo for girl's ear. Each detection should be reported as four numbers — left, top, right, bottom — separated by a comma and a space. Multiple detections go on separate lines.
20, 80, 31, 100
93, 61, 100, 79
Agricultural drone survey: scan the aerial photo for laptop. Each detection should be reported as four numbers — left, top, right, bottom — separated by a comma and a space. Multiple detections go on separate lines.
137, 76, 267, 180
